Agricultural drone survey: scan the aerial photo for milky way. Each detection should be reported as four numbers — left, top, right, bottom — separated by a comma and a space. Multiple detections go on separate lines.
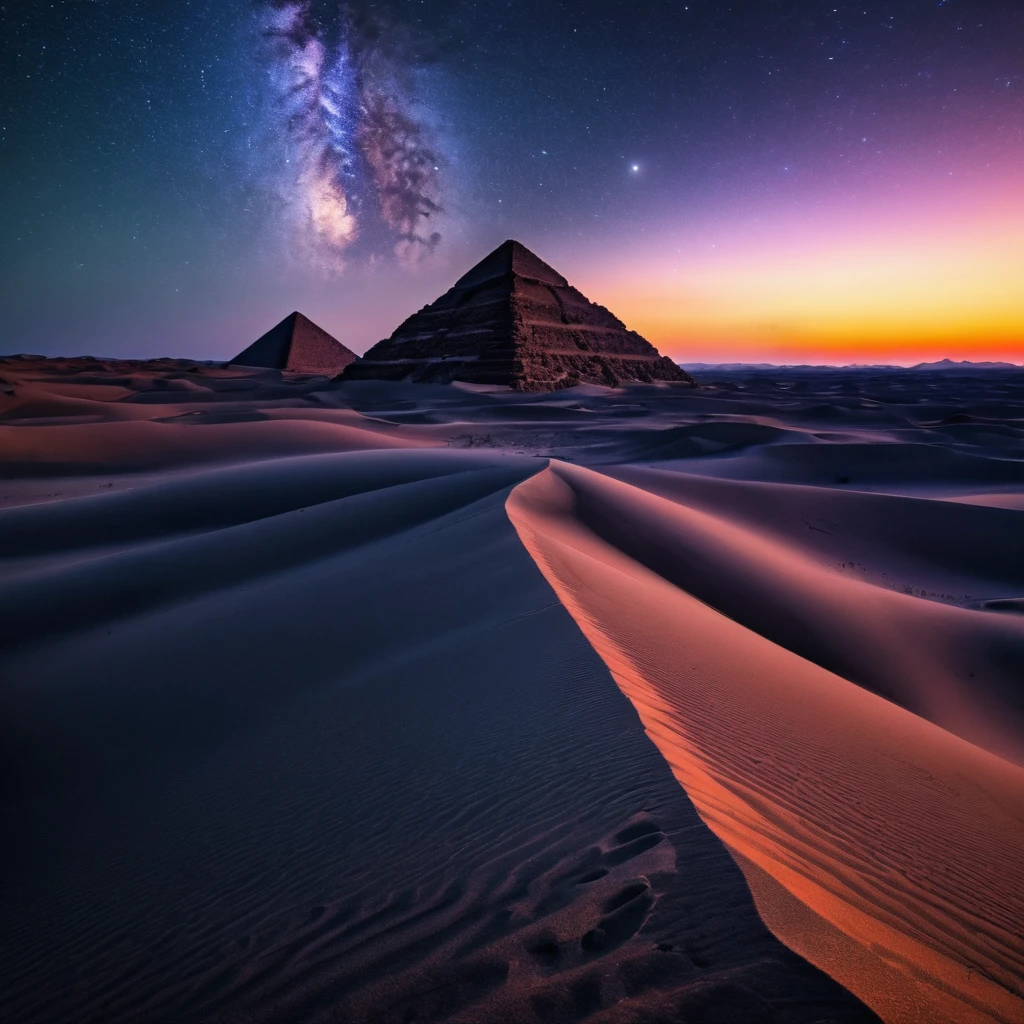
261, 1, 443, 271
4, 0, 1021, 360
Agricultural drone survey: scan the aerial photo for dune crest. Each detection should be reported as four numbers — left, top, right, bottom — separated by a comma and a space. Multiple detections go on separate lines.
0, 451, 879, 1023
506, 463, 1024, 1024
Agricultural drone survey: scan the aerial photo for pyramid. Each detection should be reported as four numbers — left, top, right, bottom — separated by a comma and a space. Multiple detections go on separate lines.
340, 240, 694, 391
231, 312, 357, 376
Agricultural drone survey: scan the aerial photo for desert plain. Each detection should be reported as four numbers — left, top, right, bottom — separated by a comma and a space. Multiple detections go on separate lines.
1, 356, 1023, 1024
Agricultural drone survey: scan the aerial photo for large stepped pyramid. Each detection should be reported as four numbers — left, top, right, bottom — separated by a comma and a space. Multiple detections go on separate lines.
231, 312, 357, 376
341, 240, 694, 391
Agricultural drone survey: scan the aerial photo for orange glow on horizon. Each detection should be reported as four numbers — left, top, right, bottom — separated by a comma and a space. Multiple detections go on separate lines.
578, 169, 1024, 365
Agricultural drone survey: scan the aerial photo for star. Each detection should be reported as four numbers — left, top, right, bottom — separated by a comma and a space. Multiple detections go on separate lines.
631, 164, 639, 172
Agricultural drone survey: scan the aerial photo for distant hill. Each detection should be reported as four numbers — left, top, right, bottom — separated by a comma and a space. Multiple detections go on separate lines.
681, 360, 1023, 372
909, 358, 1022, 371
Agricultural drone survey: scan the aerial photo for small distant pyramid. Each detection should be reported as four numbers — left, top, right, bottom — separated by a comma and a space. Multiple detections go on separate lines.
231, 312, 357, 375
341, 240, 694, 391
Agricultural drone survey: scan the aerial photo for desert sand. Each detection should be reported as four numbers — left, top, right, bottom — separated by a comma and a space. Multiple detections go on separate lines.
1, 355, 1023, 1023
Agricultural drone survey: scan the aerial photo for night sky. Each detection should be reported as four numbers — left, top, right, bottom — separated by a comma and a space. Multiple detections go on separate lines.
2, 0, 1021, 363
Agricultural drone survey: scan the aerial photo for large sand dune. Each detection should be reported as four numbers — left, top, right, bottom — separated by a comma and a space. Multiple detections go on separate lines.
508, 463, 1024, 1024
1, 355, 1022, 1022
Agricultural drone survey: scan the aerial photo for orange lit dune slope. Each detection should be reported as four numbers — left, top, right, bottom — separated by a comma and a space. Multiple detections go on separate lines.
507, 463, 1024, 1024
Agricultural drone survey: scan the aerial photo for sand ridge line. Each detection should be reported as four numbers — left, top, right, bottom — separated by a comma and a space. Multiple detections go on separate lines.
505, 461, 1024, 1024
0, 457, 873, 1024
531, 462, 1024, 765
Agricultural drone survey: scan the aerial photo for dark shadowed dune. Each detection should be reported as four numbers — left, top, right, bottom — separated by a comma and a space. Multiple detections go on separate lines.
0, 456, 874, 1024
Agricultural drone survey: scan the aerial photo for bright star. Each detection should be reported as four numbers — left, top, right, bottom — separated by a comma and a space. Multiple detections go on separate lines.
631, 164, 639, 172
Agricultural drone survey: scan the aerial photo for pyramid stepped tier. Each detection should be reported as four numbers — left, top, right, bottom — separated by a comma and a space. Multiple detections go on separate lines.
341, 241, 694, 391
231, 312, 357, 376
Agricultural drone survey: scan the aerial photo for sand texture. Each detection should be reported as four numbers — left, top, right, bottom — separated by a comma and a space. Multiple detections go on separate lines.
507, 463, 1024, 1024
2, 355, 1023, 1022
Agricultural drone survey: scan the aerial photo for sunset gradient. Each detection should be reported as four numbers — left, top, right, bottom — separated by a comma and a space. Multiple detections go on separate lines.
576, 164, 1024, 365
3, 0, 1022, 366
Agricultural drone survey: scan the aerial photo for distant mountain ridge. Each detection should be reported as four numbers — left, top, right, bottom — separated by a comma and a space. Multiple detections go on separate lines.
681, 359, 1023, 371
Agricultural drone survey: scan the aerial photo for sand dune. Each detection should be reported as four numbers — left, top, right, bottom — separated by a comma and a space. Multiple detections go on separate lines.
0, 450, 520, 558
2, 357, 1022, 1022
605, 466, 1024, 596
0, 452, 872, 1024
581, 466, 1024, 764
0, 359, 434, 476
0, 415, 436, 475
507, 463, 1024, 1024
